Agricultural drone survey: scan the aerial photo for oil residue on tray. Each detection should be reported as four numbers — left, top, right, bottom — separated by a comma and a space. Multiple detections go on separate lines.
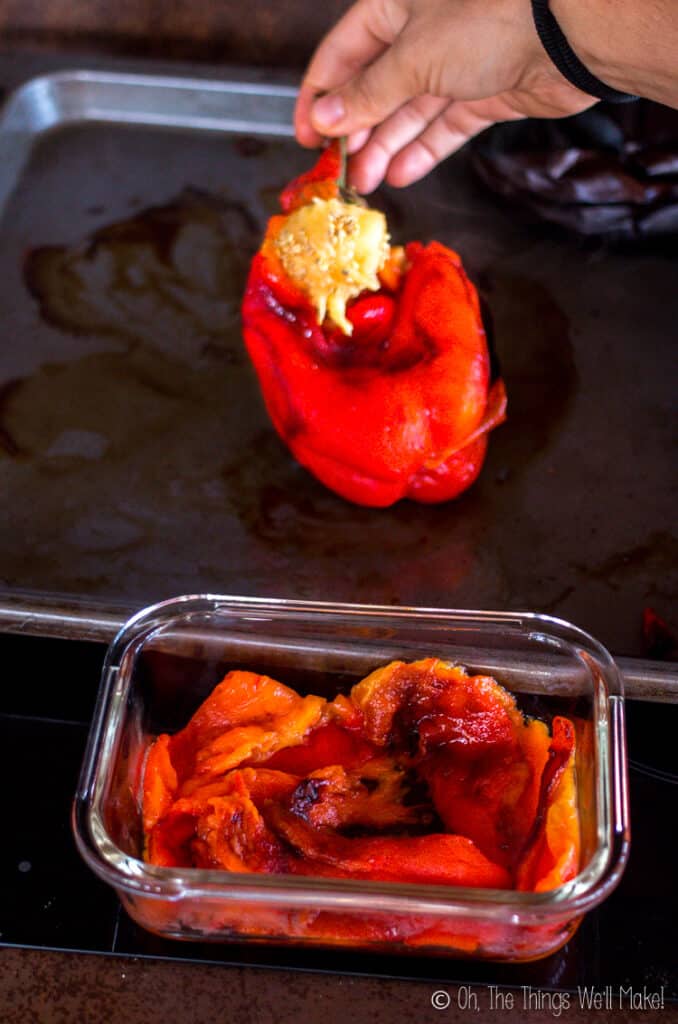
10, 190, 575, 607
20, 182, 576, 504
24, 188, 259, 360
2, 348, 231, 467
8, 186, 493, 605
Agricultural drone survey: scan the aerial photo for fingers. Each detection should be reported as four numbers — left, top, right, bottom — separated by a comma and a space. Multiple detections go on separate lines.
386, 99, 525, 187
345, 98, 526, 192
308, 0, 398, 93
293, 0, 535, 186
294, 87, 328, 149
294, 0, 409, 146
310, 41, 417, 138
346, 129, 372, 154
347, 94, 449, 193
386, 103, 491, 187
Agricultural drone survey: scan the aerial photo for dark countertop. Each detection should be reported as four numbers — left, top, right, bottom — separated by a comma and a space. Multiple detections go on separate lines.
3, 948, 677, 1024
0, 1, 347, 68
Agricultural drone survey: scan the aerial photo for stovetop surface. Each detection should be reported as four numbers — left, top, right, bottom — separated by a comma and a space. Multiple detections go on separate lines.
1, 632, 675, 997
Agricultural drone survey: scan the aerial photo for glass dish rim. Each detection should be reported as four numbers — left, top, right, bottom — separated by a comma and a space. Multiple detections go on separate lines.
73, 593, 630, 925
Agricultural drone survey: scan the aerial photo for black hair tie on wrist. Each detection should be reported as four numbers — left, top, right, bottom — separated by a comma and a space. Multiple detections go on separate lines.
531, 0, 638, 104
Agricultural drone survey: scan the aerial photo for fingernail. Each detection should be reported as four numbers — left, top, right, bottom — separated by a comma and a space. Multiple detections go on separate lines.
312, 94, 345, 129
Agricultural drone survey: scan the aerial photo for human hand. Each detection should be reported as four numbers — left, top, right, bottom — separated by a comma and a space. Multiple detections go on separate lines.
295, 0, 595, 192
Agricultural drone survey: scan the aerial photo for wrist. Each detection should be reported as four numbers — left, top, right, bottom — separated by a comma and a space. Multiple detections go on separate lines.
536, 0, 637, 102
549, 0, 639, 97
503, 0, 564, 89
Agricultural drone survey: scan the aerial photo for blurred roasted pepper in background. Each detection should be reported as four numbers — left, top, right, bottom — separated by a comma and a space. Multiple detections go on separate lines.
242, 143, 506, 507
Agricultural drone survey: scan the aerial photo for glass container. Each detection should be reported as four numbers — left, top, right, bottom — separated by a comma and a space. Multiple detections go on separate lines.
73, 596, 630, 960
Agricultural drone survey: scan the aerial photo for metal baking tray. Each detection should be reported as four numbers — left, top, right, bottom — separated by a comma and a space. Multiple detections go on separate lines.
0, 69, 676, 701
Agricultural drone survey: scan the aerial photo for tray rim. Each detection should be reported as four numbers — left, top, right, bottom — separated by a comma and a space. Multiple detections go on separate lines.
0, 67, 299, 132
0, 67, 298, 219
0, 589, 676, 703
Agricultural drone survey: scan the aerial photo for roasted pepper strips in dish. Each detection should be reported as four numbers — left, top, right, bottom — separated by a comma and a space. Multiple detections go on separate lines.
142, 660, 579, 949
241, 144, 506, 507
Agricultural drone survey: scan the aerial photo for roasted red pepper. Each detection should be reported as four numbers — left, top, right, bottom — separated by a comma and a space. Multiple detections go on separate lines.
142, 659, 579, 951
242, 143, 506, 507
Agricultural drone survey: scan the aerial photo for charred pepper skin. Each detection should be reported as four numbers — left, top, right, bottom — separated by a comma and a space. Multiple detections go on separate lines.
242, 144, 506, 507
143, 659, 579, 899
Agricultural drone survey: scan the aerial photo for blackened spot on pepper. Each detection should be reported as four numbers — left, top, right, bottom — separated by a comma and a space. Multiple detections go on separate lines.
289, 779, 323, 821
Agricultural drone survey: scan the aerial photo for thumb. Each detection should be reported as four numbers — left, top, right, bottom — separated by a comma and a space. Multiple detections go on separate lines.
311, 45, 417, 136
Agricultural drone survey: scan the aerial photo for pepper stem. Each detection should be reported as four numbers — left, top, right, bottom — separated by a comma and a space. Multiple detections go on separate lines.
338, 135, 348, 192
336, 137, 367, 207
